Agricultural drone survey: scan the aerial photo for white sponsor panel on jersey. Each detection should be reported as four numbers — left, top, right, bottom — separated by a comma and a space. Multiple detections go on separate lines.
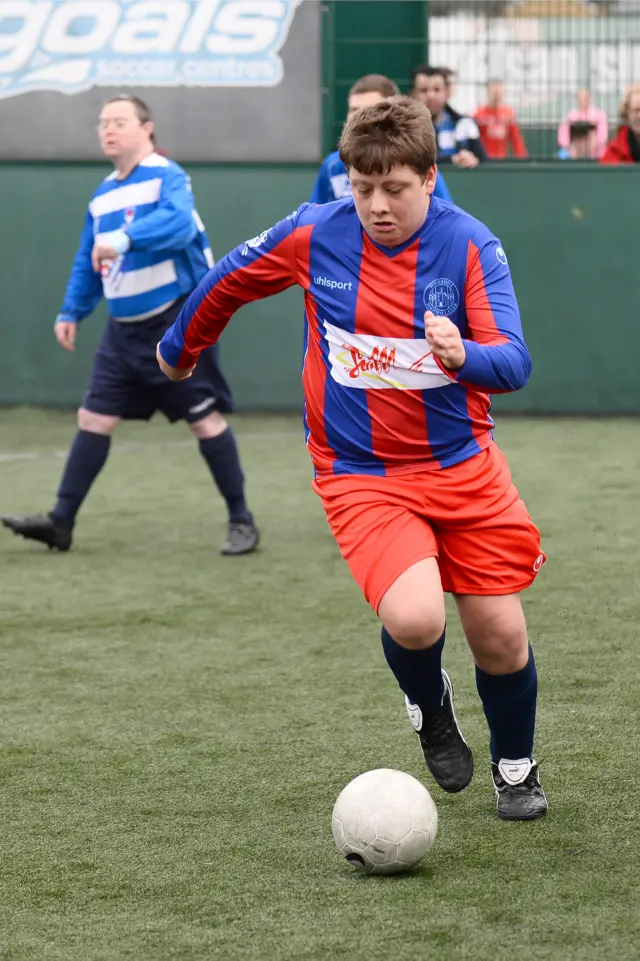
324, 320, 454, 392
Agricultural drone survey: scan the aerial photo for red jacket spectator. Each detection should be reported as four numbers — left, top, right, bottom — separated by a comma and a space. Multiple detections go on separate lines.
600, 127, 640, 164
475, 104, 528, 159
601, 83, 640, 164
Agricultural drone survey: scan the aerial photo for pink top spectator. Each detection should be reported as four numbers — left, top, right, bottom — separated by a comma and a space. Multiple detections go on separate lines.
557, 90, 609, 159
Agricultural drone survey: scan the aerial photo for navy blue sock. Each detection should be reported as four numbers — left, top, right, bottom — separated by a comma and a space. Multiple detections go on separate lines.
199, 429, 252, 524
52, 430, 111, 525
381, 626, 446, 711
475, 645, 537, 761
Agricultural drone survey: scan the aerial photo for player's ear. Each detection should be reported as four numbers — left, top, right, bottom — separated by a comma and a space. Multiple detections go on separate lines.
143, 120, 155, 142
425, 166, 437, 195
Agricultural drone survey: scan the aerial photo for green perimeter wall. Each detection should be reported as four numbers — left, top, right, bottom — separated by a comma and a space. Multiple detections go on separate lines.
0, 163, 639, 414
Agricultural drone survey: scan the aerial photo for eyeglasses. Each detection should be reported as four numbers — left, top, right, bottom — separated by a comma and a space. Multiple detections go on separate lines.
97, 118, 140, 132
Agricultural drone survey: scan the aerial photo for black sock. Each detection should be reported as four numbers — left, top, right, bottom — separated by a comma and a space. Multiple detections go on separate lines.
52, 430, 111, 526
475, 645, 537, 762
381, 626, 446, 711
198, 429, 252, 524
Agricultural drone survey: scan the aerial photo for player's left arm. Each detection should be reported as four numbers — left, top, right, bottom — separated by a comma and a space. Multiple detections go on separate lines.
115, 167, 198, 255
457, 235, 531, 392
428, 235, 531, 394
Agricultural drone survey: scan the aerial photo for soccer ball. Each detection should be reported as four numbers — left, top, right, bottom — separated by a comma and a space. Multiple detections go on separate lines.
332, 768, 438, 875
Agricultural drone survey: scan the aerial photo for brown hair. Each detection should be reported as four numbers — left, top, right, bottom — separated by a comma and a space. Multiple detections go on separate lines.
411, 65, 453, 88
339, 96, 437, 176
349, 74, 400, 99
620, 83, 640, 125
104, 94, 156, 145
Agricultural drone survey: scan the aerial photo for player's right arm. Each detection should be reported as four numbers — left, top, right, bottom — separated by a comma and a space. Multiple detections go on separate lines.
157, 207, 306, 380
56, 211, 104, 350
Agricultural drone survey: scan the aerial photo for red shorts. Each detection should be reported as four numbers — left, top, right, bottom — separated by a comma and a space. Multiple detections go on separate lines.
313, 444, 545, 613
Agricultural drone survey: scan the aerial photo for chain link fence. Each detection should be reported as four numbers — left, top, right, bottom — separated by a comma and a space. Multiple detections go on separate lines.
428, 0, 640, 158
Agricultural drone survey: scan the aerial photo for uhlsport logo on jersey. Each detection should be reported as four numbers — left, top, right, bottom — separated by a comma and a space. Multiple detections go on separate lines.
0, 0, 302, 101
424, 278, 460, 316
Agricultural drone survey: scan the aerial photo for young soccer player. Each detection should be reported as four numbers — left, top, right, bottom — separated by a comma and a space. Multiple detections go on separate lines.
311, 74, 454, 205
2, 95, 259, 556
156, 97, 548, 820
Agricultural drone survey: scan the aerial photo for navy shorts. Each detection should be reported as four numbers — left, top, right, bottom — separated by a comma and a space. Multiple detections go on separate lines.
82, 298, 234, 423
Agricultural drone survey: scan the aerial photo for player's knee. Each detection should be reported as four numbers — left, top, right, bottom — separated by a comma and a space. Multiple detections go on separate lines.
468, 619, 529, 672
457, 594, 528, 671
77, 408, 120, 434
378, 558, 445, 648
381, 602, 445, 650
474, 635, 529, 673
188, 411, 228, 439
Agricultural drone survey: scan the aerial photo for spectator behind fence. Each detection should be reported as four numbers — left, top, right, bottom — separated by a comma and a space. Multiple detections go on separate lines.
601, 84, 640, 164
411, 65, 487, 168
558, 89, 608, 160
474, 80, 528, 159
440, 66, 457, 102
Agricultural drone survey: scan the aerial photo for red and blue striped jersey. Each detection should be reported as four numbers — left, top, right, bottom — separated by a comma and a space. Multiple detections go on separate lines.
158, 197, 531, 477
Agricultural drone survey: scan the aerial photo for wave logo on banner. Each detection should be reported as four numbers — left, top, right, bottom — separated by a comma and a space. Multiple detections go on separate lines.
0, 0, 302, 99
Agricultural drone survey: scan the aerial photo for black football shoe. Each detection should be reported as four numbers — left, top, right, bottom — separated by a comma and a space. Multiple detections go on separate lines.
1, 512, 72, 551
405, 669, 474, 793
492, 758, 548, 821
220, 520, 260, 556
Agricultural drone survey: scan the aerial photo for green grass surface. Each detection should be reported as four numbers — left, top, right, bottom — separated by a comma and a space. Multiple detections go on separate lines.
0, 411, 638, 960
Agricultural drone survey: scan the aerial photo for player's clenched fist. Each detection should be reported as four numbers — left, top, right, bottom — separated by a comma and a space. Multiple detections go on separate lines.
91, 242, 119, 273
424, 311, 466, 371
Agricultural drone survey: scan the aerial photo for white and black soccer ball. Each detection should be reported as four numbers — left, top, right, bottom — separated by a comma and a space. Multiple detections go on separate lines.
332, 768, 438, 875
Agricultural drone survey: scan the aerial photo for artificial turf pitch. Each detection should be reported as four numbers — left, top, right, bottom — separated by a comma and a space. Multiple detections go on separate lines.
0, 410, 638, 960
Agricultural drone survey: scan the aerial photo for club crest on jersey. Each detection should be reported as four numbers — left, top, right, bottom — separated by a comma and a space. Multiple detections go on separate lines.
124, 209, 135, 224
424, 278, 460, 316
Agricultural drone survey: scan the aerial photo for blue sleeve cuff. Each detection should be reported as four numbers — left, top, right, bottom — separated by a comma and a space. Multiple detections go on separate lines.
55, 313, 79, 324
455, 339, 486, 383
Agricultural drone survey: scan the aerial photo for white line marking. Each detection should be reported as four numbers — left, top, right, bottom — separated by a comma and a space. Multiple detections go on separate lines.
0, 452, 40, 463
0, 431, 298, 465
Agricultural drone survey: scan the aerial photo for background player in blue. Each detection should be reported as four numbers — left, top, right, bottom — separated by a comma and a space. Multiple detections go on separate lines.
310, 74, 454, 205
1, 95, 259, 556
